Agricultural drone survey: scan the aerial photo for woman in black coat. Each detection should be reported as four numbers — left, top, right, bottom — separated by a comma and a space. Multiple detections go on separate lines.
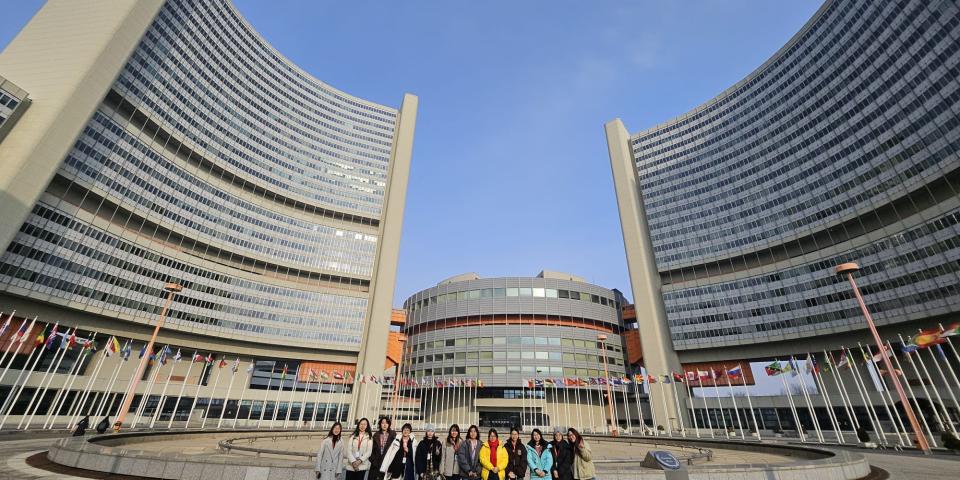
371, 417, 397, 480
548, 429, 572, 480
505, 427, 527, 480
415, 424, 443, 479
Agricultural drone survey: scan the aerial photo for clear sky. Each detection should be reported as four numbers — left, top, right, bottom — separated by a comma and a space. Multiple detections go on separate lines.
0, 1, 823, 306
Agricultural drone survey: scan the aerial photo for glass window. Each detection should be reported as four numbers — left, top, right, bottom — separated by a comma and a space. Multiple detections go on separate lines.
558, 290, 569, 299
457, 291, 466, 300
466, 367, 478, 375
468, 290, 481, 300
493, 366, 506, 374
507, 365, 521, 373
535, 337, 548, 345
493, 337, 506, 345
521, 337, 534, 345
569, 291, 581, 301
480, 366, 493, 374
550, 367, 563, 374
562, 353, 575, 362
479, 351, 493, 360
548, 352, 562, 360
467, 352, 479, 360
455, 367, 466, 374
506, 337, 522, 345
480, 337, 493, 346
468, 338, 480, 346
522, 366, 536, 374
444, 353, 454, 361
455, 352, 466, 360
493, 352, 506, 359
561, 339, 574, 347
481, 288, 494, 298
445, 339, 455, 347
549, 338, 561, 346
444, 367, 453, 374
576, 368, 588, 376
563, 367, 576, 375
433, 340, 444, 348
506, 288, 519, 297
455, 339, 467, 347
507, 351, 521, 360
532, 288, 545, 297
535, 352, 548, 360
521, 351, 535, 359
575, 354, 588, 362
546, 289, 558, 298
519, 287, 533, 297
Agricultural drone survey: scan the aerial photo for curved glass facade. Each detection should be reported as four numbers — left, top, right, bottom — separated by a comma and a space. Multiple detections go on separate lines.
402, 275, 628, 389
0, 0, 411, 351
625, 0, 960, 349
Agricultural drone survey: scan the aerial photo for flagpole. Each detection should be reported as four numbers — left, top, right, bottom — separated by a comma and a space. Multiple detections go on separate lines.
0, 318, 42, 400
310, 375, 322, 429
790, 355, 823, 443
940, 326, 960, 393
696, 374, 713, 438
187, 357, 213, 429
0, 323, 53, 426
334, 371, 345, 424
888, 341, 937, 448
657, 378, 671, 435
19, 328, 74, 429
0, 316, 34, 387
827, 350, 860, 432
282, 366, 298, 429
90, 348, 124, 423
860, 343, 908, 447
668, 376, 684, 437
737, 364, 758, 441
168, 351, 198, 429
322, 373, 333, 429
807, 354, 842, 444
709, 371, 727, 436
775, 359, 804, 442
114, 343, 146, 427
66, 339, 111, 429
824, 350, 858, 439
845, 347, 887, 446
131, 346, 168, 428
722, 367, 743, 439
24, 329, 79, 429
217, 357, 238, 430
43, 333, 96, 429
922, 341, 960, 422
151, 351, 179, 429
681, 374, 698, 438
256, 361, 275, 429
270, 365, 286, 427
202, 360, 224, 429
584, 379, 594, 433
620, 382, 631, 434
232, 362, 253, 428
296, 368, 310, 428
914, 344, 957, 434
897, 336, 949, 435
573, 381, 582, 432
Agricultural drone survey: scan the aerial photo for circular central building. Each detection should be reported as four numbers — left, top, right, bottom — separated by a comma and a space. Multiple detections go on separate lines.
400, 271, 633, 432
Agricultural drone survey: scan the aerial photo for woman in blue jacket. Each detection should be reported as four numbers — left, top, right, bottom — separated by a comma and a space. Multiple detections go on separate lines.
524, 429, 552, 479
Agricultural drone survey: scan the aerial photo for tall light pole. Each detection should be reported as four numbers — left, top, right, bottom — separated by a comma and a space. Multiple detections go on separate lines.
597, 334, 618, 436
390, 334, 408, 421
115, 282, 182, 431
835, 263, 930, 454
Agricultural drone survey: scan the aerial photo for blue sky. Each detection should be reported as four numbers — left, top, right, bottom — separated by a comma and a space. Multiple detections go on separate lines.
0, 1, 822, 306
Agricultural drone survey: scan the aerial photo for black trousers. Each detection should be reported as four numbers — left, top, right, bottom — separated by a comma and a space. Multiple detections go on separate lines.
346, 470, 367, 480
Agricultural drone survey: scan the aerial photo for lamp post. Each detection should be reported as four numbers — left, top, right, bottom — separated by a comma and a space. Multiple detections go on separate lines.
597, 334, 618, 436
390, 334, 408, 421
115, 282, 182, 431
835, 263, 930, 454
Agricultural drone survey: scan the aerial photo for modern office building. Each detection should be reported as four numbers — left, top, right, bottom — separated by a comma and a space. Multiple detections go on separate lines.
607, 0, 960, 433
400, 271, 642, 432
0, 0, 415, 428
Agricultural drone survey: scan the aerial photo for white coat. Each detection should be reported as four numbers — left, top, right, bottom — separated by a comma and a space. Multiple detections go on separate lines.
343, 432, 374, 471
317, 436, 345, 480
380, 434, 418, 479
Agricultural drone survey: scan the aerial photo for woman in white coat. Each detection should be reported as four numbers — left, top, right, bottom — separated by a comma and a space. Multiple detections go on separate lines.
317, 422, 344, 480
380, 423, 418, 480
344, 418, 374, 480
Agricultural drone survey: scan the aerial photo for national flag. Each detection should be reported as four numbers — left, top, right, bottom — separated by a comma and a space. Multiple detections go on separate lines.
82, 338, 96, 355
940, 323, 959, 338
138, 343, 147, 359
15, 318, 33, 343
45, 324, 59, 349
621, 376, 632, 385
647, 374, 657, 384
246, 364, 255, 374
661, 375, 671, 384
173, 349, 182, 362
0, 314, 11, 338
64, 330, 77, 349
913, 328, 946, 348
686, 371, 697, 382
673, 372, 685, 382
697, 370, 710, 380
788, 358, 799, 376
595, 378, 605, 386
633, 373, 643, 384
935, 344, 948, 360
836, 351, 850, 369
281, 365, 289, 380
158, 346, 172, 365
900, 343, 919, 353
307, 369, 318, 382
564, 377, 577, 387
727, 366, 742, 378
35, 326, 47, 347
231, 358, 239, 373
477, 379, 484, 388
120, 341, 132, 360
764, 361, 783, 376
544, 378, 555, 386
218, 357, 228, 368
871, 347, 893, 363
333, 371, 343, 380
319, 370, 330, 380
611, 377, 623, 386
448, 379, 457, 387
192, 353, 205, 363
205, 353, 213, 364
106, 336, 120, 357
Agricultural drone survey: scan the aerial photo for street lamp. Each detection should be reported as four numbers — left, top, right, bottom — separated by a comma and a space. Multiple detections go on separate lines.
390, 334, 408, 421
835, 263, 930, 454
115, 282, 182, 431
597, 334, 618, 436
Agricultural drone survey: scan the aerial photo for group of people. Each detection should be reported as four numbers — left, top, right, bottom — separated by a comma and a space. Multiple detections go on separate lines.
316, 418, 595, 480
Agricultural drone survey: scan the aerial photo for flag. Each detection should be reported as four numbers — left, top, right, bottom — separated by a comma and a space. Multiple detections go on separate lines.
686, 371, 697, 382
120, 341, 132, 360
218, 357, 228, 368
544, 378, 555, 386
0, 315, 10, 338
159, 346, 172, 365
45, 325, 59, 349
192, 353, 205, 363
697, 370, 710, 380
246, 364, 255, 374
913, 328, 946, 348
320, 370, 330, 380
673, 372, 685, 382
935, 344, 948, 360
173, 349, 182, 362
727, 366, 742, 378
595, 378, 605, 386
940, 323, 959, 338
836, 351, 850, 369
64, 330, 76, 349
871, 347, 892, 363
281, 365, 289, 380
900, 343, 919, 353
82, 339, 96, 355
788, 358, 799, 376
15, 318, 32, 343
564, 377, 577, 387
477, 379, 484, 388
138, 343, 147, 359
647, 374, 657, 384
764, 361, 783, 376
231, 358, 239, 373
661, 375, 671, 384
106, 336, 120, 357
308, 369, 318, 382
205, 353, 214, 364
633, 373, 643, 384
333, 371, 343, 380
